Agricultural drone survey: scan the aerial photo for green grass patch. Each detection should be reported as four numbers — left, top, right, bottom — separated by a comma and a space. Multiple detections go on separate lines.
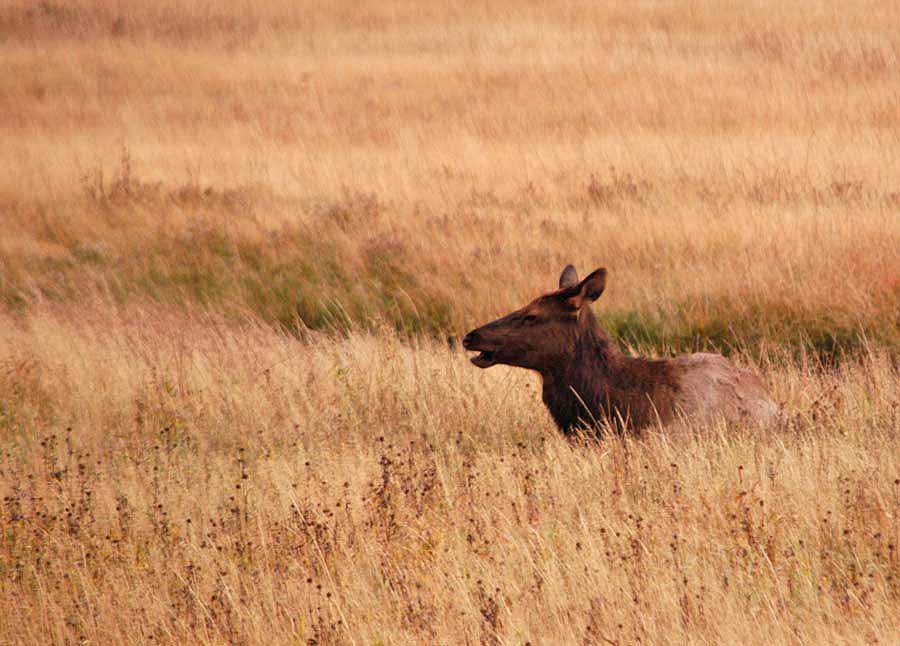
603, 299, 898, 365
9, 213, 457, 338
2, 196, 896, 362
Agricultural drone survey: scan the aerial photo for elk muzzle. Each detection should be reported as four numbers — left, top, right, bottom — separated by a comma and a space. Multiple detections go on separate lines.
462, 329, 499, 368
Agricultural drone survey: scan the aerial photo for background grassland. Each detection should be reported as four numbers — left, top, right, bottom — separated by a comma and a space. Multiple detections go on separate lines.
1, 1, 900, 644
2, 0, 899, 358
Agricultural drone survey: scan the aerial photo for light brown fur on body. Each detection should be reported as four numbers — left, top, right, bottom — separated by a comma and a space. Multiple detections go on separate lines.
463, 265, 779, 435
673, 352, 779, 426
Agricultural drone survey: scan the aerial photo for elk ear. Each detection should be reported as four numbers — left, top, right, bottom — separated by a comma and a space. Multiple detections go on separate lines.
563, 267, 607, 310
558, 264, 579, 288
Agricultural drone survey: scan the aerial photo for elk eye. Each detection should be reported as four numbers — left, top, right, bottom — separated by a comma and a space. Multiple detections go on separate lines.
522, 315, 538, 325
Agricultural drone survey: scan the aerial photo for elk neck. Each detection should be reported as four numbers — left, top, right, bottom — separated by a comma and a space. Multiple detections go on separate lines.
539, 309, 625, 432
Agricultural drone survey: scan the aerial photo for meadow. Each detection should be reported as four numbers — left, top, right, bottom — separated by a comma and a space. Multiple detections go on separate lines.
1, 1, 899, 644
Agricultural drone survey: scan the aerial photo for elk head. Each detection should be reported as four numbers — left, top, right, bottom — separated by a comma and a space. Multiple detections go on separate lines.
462, 265, 607, 374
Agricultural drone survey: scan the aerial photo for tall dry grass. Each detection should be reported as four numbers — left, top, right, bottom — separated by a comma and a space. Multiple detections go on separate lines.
1, 0, 900, 643
1, 304, 899, 645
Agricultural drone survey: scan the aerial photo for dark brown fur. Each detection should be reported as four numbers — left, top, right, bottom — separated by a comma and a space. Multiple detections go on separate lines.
463, 265, 778, 435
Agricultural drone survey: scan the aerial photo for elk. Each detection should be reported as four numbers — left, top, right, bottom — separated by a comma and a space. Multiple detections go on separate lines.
462, 265, 779, 435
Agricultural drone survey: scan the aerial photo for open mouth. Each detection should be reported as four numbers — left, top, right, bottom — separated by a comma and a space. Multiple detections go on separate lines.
470, 350, 497, 368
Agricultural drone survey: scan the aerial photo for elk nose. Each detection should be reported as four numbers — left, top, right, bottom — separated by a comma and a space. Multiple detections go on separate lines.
462, 330, 479, 349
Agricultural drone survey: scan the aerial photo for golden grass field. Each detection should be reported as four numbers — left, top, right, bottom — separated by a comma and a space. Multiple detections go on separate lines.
1, 1, 899, 644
